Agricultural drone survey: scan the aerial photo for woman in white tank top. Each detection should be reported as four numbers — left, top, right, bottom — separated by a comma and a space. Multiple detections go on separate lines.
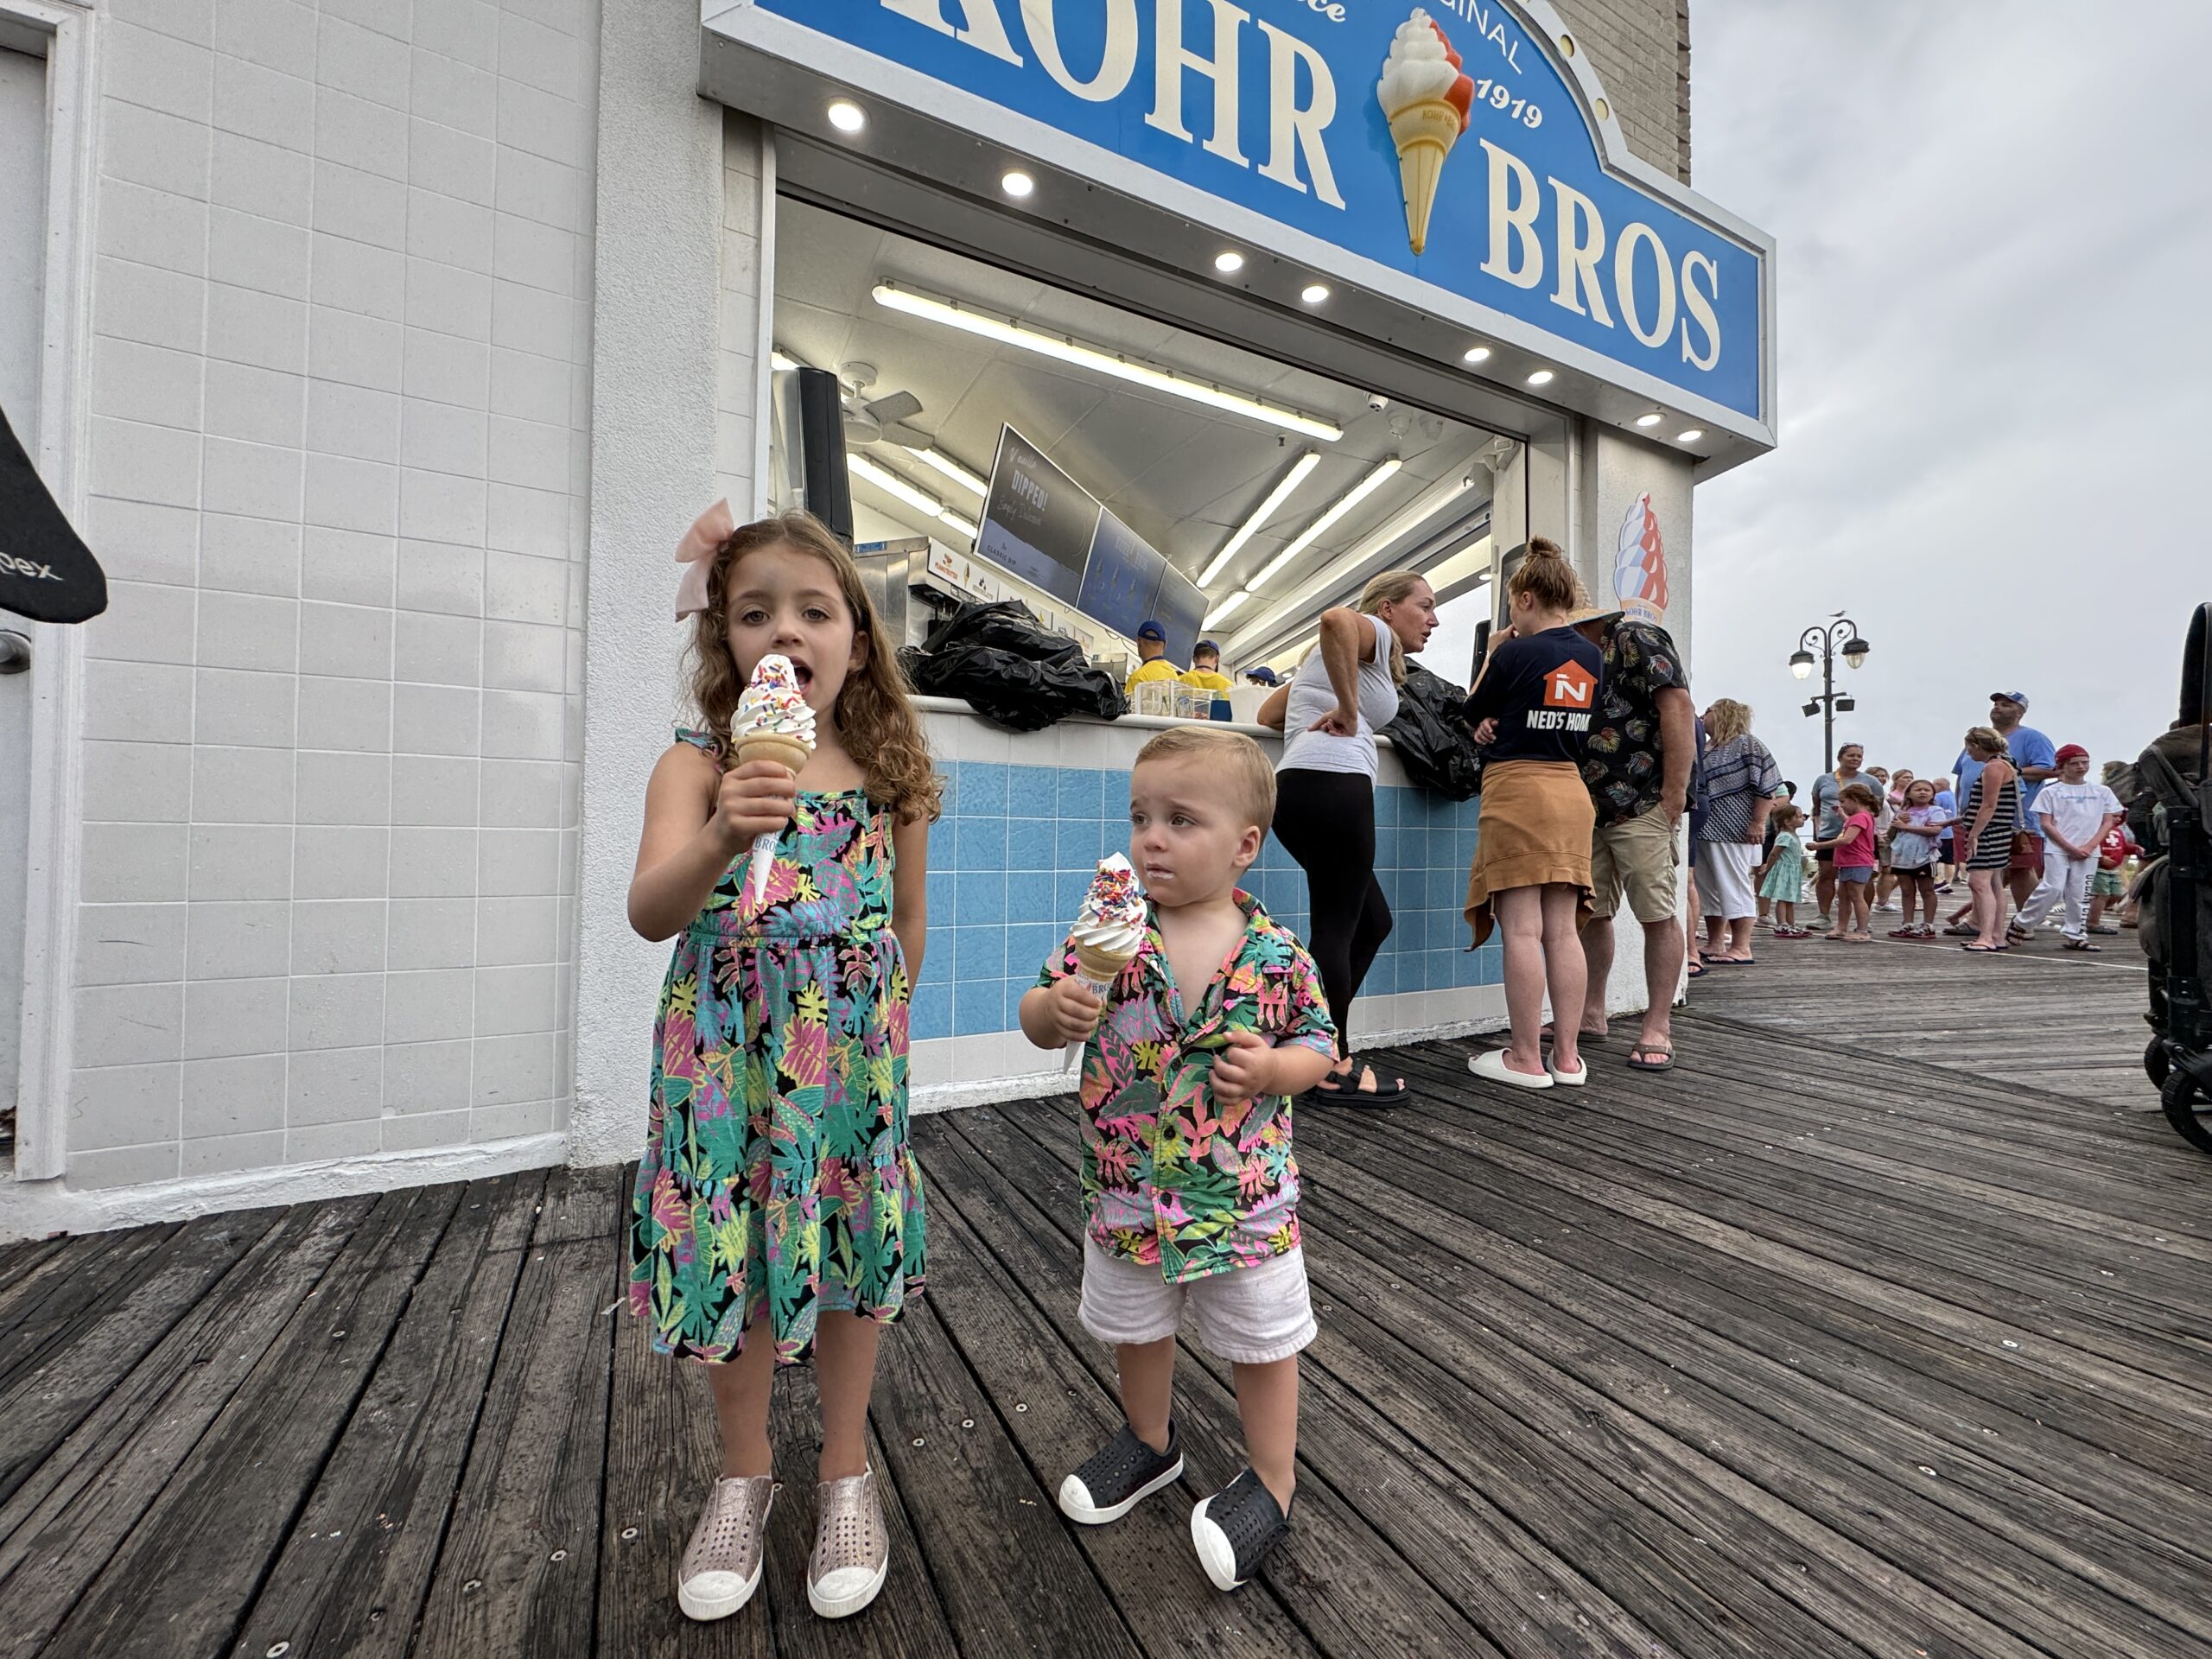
1260, 570, 1439, 1103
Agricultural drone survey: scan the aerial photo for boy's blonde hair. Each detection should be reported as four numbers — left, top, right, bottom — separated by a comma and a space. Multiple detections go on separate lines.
1134, 727, 1276, 831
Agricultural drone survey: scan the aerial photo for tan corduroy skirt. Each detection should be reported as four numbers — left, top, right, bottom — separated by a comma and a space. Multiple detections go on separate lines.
1464, 760, 1596, 948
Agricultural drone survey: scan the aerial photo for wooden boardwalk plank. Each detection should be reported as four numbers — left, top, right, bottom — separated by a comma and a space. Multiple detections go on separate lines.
0, 1210, 277, 1510
410, 1222, 618, 1658
226, 1171, 546, 1659
1299, 1103, 2210, 1658
0, 1198, 376, 1658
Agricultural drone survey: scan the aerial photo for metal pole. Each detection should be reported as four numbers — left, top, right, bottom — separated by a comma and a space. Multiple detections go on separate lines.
1822, 644, 1834, 775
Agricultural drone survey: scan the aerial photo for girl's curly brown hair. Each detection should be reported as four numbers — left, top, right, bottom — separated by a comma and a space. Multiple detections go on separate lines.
684, 510, 943, 823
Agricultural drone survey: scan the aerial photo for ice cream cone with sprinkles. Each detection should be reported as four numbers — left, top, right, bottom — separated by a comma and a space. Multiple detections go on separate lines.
1062, 854, 1146, 1071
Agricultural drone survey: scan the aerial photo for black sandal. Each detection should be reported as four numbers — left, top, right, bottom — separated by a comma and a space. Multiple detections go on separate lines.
1308, 1060, 1408, 1104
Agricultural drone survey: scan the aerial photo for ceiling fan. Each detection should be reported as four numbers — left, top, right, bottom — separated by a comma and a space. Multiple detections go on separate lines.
839, 361, 931, 448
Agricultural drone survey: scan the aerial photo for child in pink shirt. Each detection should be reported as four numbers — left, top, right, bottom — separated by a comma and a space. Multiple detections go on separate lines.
1813, 781, 1881, 941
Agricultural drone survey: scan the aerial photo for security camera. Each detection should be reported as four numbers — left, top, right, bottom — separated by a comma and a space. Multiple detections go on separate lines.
1366, 393, 1389, 413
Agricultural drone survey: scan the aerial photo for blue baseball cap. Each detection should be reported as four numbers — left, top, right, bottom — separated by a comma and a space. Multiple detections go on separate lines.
1135, 620, 1166, 642
1193, 639, 1220, 657
1990, 690, 2029, 709
1244, 666, 1281, 684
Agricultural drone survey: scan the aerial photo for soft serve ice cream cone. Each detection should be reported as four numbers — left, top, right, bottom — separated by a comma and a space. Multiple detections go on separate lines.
730, 652, 817, 903
1062, 854, 1146, 1071
1376, 10, 1476, 257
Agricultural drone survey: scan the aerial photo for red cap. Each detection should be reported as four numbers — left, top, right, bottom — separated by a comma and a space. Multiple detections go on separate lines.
2055, 743, 2089, 765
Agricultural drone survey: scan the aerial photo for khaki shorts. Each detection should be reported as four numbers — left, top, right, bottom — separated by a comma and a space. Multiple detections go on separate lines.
1078, 1238, 1316, 1365
1589, 807, 1681, 924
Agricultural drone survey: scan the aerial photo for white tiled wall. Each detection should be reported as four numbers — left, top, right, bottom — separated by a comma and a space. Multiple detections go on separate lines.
64, 0, 600, 1189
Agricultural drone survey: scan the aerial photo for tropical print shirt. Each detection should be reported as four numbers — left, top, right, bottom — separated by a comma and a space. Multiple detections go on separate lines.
1580, 619, 1690, 829
1038, 892, 1336, 1283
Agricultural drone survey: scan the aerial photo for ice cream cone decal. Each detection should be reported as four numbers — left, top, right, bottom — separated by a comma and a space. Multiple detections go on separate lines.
1612, 492, 1669, 622
1377, 10, 1475, 257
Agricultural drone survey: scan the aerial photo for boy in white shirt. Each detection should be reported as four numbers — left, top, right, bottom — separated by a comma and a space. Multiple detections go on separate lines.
2010, 744, 2122, 948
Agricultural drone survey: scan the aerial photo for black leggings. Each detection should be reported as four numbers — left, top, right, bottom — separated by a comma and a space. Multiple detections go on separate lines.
1272, 768, 1392, 1050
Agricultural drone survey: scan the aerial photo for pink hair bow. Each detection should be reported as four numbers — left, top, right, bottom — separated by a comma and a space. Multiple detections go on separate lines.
674, 499, 734, 620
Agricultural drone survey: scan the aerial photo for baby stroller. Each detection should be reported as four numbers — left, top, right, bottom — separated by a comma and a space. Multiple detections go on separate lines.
2136, 601, 2212, 1152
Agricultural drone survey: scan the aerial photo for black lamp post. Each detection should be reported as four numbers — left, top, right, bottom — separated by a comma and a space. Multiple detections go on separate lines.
1790, 618, 1872, 774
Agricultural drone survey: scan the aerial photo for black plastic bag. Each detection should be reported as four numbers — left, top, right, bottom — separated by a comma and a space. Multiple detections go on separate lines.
1, 402, 106, 623
1382, 663, 1482, 800
903, 599, 1127, 733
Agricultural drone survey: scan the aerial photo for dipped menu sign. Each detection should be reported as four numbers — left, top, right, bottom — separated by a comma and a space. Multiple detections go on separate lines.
0, 404, 105, 624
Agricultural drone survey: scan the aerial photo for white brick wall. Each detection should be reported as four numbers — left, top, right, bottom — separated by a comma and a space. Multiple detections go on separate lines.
1555, 0, 1689, 182
63, 0, 600, 1190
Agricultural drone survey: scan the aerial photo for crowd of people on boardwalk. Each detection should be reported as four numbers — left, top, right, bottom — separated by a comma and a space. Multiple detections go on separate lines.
614, 501, 2142, 1627
1684, 691, 2137, 967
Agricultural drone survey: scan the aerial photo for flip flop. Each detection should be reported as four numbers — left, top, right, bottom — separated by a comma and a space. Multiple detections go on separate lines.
1625, 1041, 1675, 1071
2061, 939, 2102, 952
1685, 962, 1707, 978
1961, 943, 2007, 953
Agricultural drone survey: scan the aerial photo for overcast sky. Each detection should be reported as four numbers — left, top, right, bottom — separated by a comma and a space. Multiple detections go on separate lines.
1686, 0, 2212, 790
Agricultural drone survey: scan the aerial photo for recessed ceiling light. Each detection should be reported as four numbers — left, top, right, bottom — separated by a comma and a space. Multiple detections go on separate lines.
1635, 411, 1663, 428
826, 99, 866, 134
1214, 251, 1245, 274
1463, 346, 1491, 364
1300, 283, 1330, 305
1001, 169, 1034, 199
1526, 369, 1555, 386
1676, 428, 1704, 443
873, 282, 1342, 440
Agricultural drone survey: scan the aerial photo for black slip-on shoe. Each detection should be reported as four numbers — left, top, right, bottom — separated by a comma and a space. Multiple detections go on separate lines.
1058, 1422, 1183, 1525
1190, 1467, 1292, 1591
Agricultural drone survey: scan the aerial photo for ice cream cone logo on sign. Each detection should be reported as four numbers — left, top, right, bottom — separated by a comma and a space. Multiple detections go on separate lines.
1612, 492, 1669, 622
1376, 10, 1476, 257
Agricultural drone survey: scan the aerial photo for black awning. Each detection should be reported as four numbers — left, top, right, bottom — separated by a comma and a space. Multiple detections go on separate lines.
1, 402, 106, 624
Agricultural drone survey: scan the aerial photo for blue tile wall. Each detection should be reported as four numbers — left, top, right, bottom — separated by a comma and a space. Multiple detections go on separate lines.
918, 760, 1502, 1039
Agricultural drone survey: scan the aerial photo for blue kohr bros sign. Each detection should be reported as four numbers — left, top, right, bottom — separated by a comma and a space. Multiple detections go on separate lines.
744, 0, 1769, 425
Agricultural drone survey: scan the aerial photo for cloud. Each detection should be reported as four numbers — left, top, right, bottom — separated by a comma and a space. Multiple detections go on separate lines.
1688, 0, 2212, 785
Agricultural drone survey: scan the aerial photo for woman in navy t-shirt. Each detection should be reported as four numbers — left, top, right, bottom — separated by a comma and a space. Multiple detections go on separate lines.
1460, 540, 1605, 1091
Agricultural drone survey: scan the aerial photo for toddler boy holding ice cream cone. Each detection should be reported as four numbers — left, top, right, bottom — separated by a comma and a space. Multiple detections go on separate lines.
1019, 727, 1338, 1593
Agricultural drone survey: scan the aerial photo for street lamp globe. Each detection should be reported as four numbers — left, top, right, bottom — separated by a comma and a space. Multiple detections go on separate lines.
1789, 650, 1815, 680
1843, 637, 1871, 670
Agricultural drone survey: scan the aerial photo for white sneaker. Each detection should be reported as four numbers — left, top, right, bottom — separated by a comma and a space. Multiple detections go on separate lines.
1469, 1048, 1553, 1090
677, 1475, 775, 1621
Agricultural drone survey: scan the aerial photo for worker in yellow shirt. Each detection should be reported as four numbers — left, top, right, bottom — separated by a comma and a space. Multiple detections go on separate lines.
1178, 639, 1233, 696
1123, 619, 1182, 699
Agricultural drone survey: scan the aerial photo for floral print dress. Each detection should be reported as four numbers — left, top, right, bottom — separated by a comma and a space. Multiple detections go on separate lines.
627, 730, 925, 1364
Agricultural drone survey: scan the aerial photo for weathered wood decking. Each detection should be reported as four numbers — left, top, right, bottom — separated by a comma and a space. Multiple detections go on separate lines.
2, 932, 2208, 1658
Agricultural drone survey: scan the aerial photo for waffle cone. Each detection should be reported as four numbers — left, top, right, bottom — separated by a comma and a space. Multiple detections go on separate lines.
735, 734, 811, 775
1071, 942, 1135, 986
1389, 100, 1462, 256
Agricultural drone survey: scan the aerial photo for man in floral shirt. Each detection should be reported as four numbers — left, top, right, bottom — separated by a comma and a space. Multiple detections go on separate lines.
1569, 601, 1694, 1071
1019, 728, 1336, 1594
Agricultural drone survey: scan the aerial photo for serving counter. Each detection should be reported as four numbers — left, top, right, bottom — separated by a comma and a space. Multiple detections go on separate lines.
908, 697, 1505, 1110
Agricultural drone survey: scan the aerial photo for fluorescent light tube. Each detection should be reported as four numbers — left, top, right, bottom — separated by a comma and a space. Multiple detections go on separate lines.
904, 446, 989, 499
1204, 590, 1252, 629
772, 350, 802, 372
1243, 458, 1403, 593
848, 452, 944, 519
1198, 451, 1319, 588
873, 282, 1342, 442
941, 511, 978, 539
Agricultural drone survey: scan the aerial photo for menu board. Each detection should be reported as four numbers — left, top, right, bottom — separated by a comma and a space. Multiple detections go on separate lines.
975, 427, 1097, 605
1147, 565, 1208, 664
1076, 510, 1166, 643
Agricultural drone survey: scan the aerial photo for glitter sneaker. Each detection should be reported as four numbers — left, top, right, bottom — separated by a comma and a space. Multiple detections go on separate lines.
677, 1473, 774, 1621
808, 1469, 890, 1619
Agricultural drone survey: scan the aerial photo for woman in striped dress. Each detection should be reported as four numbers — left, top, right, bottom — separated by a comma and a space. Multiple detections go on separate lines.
1957, 726, 2020, 952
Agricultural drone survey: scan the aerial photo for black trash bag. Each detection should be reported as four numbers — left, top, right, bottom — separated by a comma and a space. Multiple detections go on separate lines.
1, 401, 107, 623
1382, 663, 1482, 800
903, 599, 1126, 733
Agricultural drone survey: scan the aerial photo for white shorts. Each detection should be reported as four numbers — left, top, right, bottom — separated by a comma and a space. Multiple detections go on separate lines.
1077, 1237, 1316, 1365
1697, 840, 1760, 920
